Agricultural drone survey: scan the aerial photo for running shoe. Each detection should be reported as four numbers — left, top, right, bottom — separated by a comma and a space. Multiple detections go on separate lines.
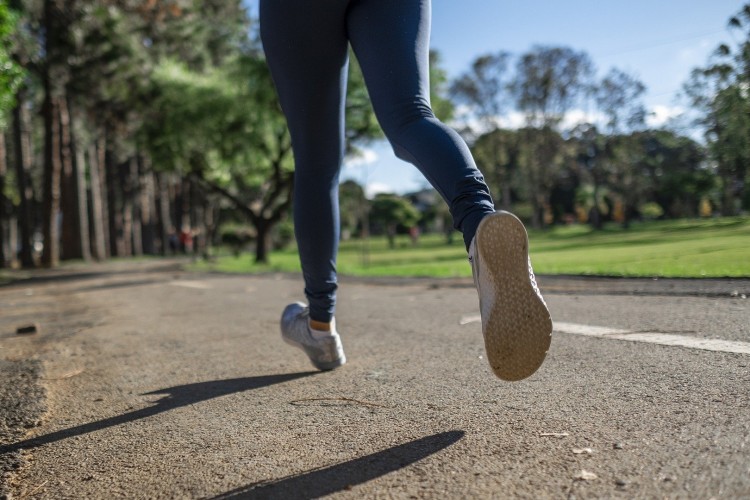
469, 211, 552, 381
280, 302, 346, 371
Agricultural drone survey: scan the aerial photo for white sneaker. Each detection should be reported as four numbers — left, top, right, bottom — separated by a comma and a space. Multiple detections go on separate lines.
469, 211, 552, 381
280, 302, 346, 371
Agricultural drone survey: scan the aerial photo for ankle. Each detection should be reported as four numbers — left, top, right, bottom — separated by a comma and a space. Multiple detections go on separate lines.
309, 319, 331, 332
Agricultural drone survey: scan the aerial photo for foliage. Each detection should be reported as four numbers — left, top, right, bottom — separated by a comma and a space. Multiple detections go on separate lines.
684, 3, 750, 214
369, 193, 421, 248
429, 50, 455, 122
339, 179, 367, 238
513, 46, 594, 227
0, 3, 25, 128
595, 68, 646, 134
451, 52, 515, 208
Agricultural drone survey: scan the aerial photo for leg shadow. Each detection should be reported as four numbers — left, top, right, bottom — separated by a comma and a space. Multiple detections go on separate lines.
0, 372, 316, 455
212, 430, 465, 499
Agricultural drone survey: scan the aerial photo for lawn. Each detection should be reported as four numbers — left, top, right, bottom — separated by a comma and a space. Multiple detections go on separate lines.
191, 216, 750, 278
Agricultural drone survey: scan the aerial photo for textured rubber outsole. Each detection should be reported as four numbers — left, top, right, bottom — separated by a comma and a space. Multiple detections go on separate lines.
475, 212, 552, 381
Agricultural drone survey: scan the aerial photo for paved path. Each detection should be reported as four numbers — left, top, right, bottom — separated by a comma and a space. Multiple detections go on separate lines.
1, 260, 749, 498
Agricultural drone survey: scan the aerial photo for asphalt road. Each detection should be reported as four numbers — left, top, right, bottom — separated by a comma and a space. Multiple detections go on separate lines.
1, 260, 749, 499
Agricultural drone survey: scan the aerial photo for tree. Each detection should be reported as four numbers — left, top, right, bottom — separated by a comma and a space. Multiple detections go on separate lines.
143, 37, 390, 264
631, 130, 711, 218
684, 3, 750, 214
592, 68, 647, 227
569, 123, 608, 228
338, 179, 367, 239
451, 52, 515, 209
513, 46, 594, 227
468, 127, 521, 212
369, 194, 420, 249
0, 3, 24, 126
0, 3, 25, 268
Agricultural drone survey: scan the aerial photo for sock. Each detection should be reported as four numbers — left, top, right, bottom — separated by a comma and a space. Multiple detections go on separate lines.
308, 319, 333, 339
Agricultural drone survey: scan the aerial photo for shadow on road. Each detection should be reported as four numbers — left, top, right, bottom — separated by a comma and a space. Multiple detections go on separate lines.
0, 372, 315, 455
71, 278, 170, 293
211, 430, 465, 499
0, 262, 183, 289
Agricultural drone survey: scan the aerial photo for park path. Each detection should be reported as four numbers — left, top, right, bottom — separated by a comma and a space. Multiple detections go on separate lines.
1, 259, 749, 498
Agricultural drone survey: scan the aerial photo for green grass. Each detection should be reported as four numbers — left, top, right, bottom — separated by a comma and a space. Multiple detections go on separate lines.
191, 216, 750, 278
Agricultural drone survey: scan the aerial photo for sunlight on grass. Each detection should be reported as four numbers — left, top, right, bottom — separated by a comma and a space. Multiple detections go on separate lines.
190, 217, 750, 278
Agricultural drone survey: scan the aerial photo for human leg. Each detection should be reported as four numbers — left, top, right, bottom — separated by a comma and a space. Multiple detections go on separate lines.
346, 0, 496, 249
346, 0, 551, 379
260, 0, 349, 323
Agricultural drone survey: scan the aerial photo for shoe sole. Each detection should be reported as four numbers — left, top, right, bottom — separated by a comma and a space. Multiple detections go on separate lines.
476, 211, 552, 381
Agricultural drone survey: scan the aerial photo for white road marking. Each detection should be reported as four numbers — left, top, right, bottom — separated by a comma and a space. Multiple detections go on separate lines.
169, 281, 213, 290
459, 316, 750, 355
555, 321, 750, 355
459, 314, 481, 325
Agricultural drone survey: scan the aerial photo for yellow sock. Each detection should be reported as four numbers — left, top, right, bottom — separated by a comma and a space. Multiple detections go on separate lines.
309, 319, 331, 332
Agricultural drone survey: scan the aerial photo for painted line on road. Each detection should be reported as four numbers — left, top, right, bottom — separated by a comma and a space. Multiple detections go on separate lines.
554, 322, 750, 355
459, 315, 750, 355
169, 280, 213, 290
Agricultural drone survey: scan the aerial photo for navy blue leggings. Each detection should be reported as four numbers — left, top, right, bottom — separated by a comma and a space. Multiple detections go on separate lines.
260, 0, 495, 322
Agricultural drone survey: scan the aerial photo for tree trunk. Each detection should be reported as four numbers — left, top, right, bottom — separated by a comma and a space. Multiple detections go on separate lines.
87, 142, 107, 260
721, 178, 735, 216
59, 95, 89, 260
156, 172, 173, 255
530, 192, 544, 230
139, 157, 156, 255
501, 181, 513, 213
189, 179, 204, 257
105, 140, 124, 257
120, 158, 135, 257
41, 0, 66, 268
8, 215, 18, 268
42, 93, 62, 268
386, 225, 396, 249
0, 133, 8, 268
174, 177, 185, 242
128, 157, 142, 256
203, 199, 217, 257
255, 220, 270, 263
590, 182, 602, 230
74, 131, 91, 261
12, 98, 34, 267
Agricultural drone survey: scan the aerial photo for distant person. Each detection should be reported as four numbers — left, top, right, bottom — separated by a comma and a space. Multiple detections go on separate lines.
179, 228, 193, 255
261, 0, 552, 380
168, 230, 179, 255
409, 226, 420, 246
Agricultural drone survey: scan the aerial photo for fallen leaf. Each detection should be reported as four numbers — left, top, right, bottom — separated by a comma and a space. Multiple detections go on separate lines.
539, 432, 569, 438
572, 447, 594, 455
575, 470, 597, 481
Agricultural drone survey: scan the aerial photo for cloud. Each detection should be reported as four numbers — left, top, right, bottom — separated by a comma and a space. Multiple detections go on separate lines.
646, 105, 685, 127
450, 108, 525, 135
453, 107, 607, 135
344, 148, 378, 169
452, 102, 689, 137
679, 39, 715, 64
365, 182, 392, 199
560, 109, 607, 130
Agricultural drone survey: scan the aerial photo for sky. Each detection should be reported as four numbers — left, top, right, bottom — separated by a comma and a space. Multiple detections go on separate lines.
245, 0, 748, 197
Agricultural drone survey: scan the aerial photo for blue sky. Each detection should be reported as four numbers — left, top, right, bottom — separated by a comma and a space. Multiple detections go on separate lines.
245, 0, 747, 196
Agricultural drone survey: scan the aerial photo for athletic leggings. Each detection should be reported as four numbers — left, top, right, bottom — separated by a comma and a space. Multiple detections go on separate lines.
260, 0, 496, 322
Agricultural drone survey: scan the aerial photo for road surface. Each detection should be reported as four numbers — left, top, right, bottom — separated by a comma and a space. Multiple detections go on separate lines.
1, 260, 749, 498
